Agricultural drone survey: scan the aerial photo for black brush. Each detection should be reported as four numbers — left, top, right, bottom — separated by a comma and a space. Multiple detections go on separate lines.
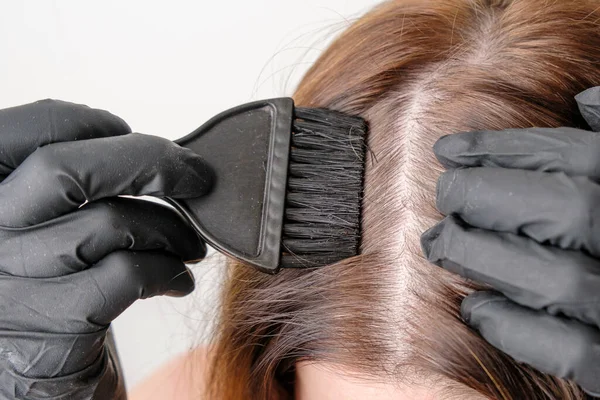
165, 98, 367, 274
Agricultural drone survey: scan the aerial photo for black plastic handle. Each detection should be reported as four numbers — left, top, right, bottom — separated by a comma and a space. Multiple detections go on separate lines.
166, 98, 294, 274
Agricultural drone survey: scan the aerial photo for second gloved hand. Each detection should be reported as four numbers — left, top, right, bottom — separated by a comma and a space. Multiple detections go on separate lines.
0, 100, 211, 399
421, 87, 600, 396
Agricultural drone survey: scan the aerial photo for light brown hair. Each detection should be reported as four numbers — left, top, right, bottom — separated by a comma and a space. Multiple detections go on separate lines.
207, 0, 600, 398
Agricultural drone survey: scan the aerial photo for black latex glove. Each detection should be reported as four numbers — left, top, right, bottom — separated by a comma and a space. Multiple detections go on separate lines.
421, 87, 600, 397
0, 100, 211, 399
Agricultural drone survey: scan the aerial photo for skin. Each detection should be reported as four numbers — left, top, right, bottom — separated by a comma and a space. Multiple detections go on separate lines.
129, 347, 208, 400
295, 363, 442, 400
130, 348, 485, 399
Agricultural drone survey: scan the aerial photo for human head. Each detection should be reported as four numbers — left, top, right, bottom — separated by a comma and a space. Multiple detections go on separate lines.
207, 0, 600, 398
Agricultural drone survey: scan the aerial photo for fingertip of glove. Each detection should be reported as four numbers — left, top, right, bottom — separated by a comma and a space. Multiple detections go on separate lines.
100, 111, 132, 136
165, 268, 196, 297
433, 132, 480, 168
461, 291, 506, 326
420, 223, 443, 261
575, 87, 600, 106
576, 87, 600, 132
420, 217, 456, 263
39, 99, 133, 136
176, 154, 215, 198
433, 134, 458, 167
184, 240, 208, 264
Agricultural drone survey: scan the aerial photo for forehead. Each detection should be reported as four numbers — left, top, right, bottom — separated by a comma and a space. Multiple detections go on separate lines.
295, 362, 485, 400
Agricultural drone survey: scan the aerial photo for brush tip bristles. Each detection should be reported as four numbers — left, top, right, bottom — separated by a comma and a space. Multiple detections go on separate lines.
281, 107, 368, 268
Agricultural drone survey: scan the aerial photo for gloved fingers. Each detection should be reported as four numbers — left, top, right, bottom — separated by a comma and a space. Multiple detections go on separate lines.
0, 197, 206, 278
0, 251, 194, 332
0, 328, 108, 378
82, 250, 195, 325
433, 127, 600, 177
0, 99, 131, 180
0, 134, 212, 228
462, 291, 600, 397
436, 168, 600, 257
421, 216, 600, 327
575, 86, 600, 132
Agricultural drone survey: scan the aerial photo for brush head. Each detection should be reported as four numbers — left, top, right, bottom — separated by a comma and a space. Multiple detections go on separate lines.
167, 98, 367, 274
281, 108, 367, 268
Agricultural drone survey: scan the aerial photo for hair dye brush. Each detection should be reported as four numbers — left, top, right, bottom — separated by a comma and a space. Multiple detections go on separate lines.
165, 98, 367, 274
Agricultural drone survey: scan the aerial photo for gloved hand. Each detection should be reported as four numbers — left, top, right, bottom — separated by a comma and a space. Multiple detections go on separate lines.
421, 87, 600, 397
0, 100, 211, 399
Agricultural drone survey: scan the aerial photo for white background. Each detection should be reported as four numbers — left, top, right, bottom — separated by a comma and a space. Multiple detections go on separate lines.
0, 0, 380, 390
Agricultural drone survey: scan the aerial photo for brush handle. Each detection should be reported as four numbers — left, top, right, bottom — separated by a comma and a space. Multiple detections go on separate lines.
166, 98, 294, 274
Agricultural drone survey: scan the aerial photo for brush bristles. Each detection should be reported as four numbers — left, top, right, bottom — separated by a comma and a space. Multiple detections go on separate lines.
280, 107, 367, 268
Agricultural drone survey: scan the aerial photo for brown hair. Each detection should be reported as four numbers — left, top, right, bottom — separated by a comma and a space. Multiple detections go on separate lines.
206, 0, 600, 398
